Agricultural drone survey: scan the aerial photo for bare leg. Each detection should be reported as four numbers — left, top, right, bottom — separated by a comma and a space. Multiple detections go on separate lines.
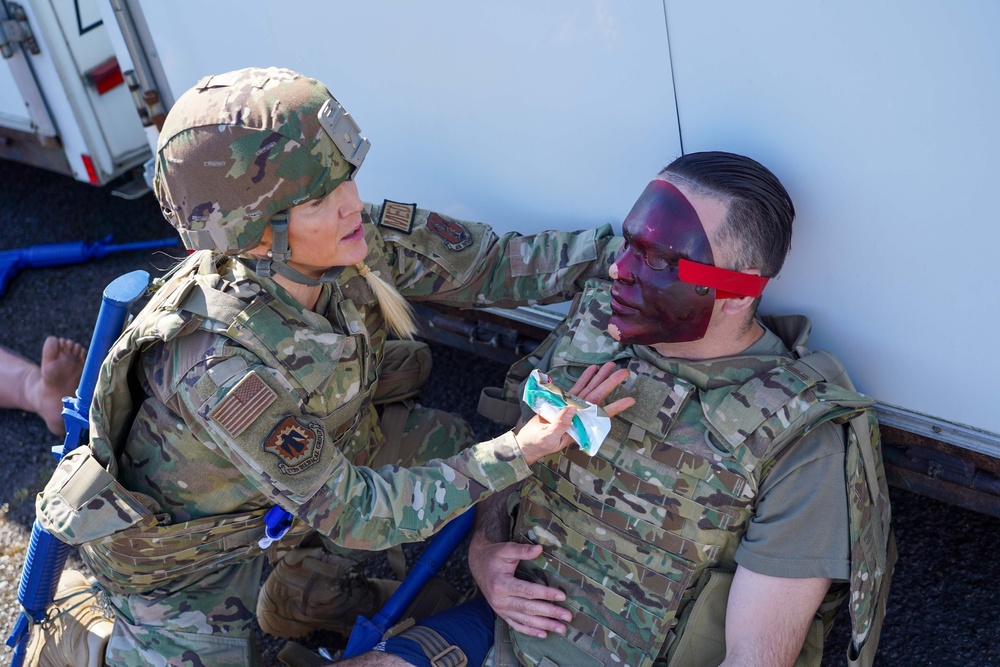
0, 344, 41, 414
0, 337, 85, 435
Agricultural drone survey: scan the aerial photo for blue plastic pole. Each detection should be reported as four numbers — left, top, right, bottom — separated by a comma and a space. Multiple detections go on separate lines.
0, 236, 175, 297
343, 507, 476, 658
5, 270, 150, 666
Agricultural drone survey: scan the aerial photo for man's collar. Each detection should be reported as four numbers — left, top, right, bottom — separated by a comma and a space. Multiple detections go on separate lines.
630, 321, 792, 390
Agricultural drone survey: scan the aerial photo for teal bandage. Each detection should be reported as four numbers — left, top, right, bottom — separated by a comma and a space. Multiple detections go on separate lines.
522, 369, 611, 456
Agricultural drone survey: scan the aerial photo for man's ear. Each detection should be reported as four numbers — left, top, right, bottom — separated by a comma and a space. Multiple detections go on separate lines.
720, 294, 757, 315
720, 268, 763, 315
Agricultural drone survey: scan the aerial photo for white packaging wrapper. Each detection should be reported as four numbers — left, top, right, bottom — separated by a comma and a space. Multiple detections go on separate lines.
521, 369, 611, 456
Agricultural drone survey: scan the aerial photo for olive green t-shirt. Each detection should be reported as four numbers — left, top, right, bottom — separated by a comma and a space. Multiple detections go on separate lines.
732, 328, 850, 581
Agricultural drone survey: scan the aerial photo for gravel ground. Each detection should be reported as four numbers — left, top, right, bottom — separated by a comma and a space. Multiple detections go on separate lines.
2, 158, 1000, 665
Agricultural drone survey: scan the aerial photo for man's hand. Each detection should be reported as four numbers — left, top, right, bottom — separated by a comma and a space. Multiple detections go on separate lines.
565, 361, 636, 417
467, 538, 571, 638
473, 363, 635, 636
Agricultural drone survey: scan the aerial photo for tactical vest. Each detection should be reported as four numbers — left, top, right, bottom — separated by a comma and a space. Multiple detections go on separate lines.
496, 282, 892, 667
38, 223, 395, 595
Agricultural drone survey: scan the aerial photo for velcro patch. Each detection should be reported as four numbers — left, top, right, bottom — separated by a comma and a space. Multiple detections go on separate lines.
262, 416, 326, 475
427, 212, 473, 251
208, 371, 277, 437
378, 199, 416, 234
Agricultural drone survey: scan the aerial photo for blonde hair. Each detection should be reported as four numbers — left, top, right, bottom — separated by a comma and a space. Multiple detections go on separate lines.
355, 263, 417, 340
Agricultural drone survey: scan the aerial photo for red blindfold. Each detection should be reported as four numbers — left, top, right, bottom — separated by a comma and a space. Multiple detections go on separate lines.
678, 259, 769, 299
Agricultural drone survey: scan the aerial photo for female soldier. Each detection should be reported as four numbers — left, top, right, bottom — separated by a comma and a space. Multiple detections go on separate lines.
36, 66, 628, 666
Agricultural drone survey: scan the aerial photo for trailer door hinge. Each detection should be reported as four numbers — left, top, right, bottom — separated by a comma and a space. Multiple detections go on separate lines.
124, 70, 167, 129
0, 2, 40, 59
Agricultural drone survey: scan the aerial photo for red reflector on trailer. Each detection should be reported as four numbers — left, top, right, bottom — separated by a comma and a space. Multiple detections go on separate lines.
86, 57, 124, 95
82, 154, 99, 184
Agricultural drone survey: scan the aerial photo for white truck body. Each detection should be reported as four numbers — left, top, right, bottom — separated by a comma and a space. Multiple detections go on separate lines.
0, 0, 149, 184
11, 1, 1000, 484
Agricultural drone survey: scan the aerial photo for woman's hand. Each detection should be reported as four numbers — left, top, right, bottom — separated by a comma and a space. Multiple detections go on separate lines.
513, 362, 635, 465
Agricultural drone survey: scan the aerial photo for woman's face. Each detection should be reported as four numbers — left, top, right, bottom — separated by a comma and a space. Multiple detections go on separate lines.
285, 179, 368, 275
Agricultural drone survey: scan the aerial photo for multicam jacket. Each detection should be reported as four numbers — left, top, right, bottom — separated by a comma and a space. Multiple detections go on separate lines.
494, 281, 892, 667
38, 205, 619, 594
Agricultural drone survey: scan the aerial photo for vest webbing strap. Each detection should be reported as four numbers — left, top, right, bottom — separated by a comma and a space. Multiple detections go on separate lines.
851, 412, 885, 571
58, 449, 119, 510
179, 281, 251, 324
396, 625, 468, 667
849, 532, 896, 667
796, 349, 857, 391
477, 387, 522, 427
83, 508, 269, 595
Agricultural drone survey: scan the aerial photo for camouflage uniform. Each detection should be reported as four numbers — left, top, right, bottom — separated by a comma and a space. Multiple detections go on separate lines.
39, 214, 618, 666
484, 281, 892, 667
35, 65, 622, 666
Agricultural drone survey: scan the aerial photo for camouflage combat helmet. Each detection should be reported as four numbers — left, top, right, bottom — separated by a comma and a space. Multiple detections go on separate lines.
153, 66, 369, 279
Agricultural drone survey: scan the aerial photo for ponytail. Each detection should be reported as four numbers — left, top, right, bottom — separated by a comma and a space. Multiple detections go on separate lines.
354, 263, 417, 340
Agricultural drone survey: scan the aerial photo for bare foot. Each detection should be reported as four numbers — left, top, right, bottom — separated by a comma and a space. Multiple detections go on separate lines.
29, 336, 86, 436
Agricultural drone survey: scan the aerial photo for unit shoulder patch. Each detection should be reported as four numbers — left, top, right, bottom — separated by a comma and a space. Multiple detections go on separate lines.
262, 416, 326, 475
378, 199, 416, 234
208, 371, 277, 438
427, 212, 473, 251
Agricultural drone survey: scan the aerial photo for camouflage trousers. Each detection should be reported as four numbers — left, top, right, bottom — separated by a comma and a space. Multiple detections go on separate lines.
102, 341, 475, 667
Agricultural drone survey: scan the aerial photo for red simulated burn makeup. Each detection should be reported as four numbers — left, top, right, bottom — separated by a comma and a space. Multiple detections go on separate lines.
608, 179, 769, 345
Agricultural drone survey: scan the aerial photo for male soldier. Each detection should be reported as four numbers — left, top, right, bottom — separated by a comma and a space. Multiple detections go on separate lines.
32, 67, 631, 666
343, 151, 893, 667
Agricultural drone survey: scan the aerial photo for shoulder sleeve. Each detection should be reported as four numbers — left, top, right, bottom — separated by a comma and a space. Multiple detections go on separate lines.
297, 430, 530, 547
371, 201, 621, 307
735, 421, 851, 580
165, 337, 532, 549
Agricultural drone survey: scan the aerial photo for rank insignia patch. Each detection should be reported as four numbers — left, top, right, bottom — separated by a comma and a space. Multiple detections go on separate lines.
208, 371, 277, 438
263, 416, 326, 475
427, 212, 473, 251
378, 199, 416, 234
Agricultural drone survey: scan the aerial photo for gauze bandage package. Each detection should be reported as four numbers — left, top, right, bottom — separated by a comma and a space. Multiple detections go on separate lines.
522, 369, 611, 456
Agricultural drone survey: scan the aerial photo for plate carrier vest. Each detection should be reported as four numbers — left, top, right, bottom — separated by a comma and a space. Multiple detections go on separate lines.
38, 225, 393, 595
490, 282, 893, 667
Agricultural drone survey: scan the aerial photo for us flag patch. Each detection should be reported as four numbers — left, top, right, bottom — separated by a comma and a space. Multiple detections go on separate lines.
208, 371, 277, 437
378, 199, 416, 234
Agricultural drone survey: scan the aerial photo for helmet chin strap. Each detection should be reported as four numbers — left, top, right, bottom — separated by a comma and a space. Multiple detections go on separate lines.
253, 213, 343, 286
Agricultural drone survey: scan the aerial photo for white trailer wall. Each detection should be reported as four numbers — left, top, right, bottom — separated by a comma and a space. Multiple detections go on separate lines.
127, 1, 680, 233
663, 1, 1000, 439
102, 0, 1000, 444
0, 64, 35, 132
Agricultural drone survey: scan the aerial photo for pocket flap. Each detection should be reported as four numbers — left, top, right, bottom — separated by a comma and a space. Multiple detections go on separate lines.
37, 448, 159, 546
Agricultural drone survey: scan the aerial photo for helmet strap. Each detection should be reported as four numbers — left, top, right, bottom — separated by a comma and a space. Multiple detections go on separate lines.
253, 213, 343, 286
268, 213, 292, 263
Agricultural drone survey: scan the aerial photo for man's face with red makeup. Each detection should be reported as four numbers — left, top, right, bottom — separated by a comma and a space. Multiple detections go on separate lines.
608, 179, 720, 345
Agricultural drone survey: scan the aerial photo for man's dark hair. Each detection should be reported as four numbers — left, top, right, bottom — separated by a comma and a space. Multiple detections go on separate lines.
661, 151, 795, 277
